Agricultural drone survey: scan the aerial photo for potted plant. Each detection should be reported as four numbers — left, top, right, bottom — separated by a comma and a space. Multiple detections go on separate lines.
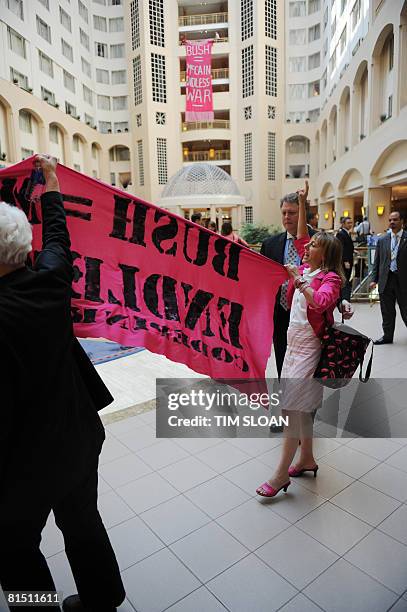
380, 113, 387, 122
1, 152, 7, 161
285, 173, 290, 178
44, 97, 49, 102
67, 109, 71, 115
345, 145, 349, 152
108, 128, 112, 133
360, 134, 365, 140
296, 119, 300, 123
28, 87, 33, 93
55, 103, 59, 108
286, 118, 291, 123
13, 78, 18, 84
76, 115, 80, 120
86, 121, 91, 125
306, 118, 310, 122
124, 127, 129, 132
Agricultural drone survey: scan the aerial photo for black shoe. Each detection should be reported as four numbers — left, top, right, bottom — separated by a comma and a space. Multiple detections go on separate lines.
270, 424, 284, 433
373, 337, 393, 345
62, 595, 117, 612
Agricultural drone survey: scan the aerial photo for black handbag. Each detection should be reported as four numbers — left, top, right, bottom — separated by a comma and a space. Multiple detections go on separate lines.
314, 313, 374, 389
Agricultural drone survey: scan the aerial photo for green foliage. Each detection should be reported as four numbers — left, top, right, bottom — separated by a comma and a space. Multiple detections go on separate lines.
239, 222, 282, 244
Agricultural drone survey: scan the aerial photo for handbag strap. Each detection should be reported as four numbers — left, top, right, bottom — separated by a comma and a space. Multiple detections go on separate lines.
359, 342, 374, 383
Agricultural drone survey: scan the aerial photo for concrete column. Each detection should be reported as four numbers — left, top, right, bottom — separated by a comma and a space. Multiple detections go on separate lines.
397, 21, 407, 112
175, 205, 182, 216
100, 147, 110, 182
210, 204, 217, 222
334, 197, 355, 230
364, 186, 391, 234
62, 132, 73, 168
83, 143, 92, 176
38, 122, 48, 154
10, 110, 21, 163
367, 61, 376, 135
237, 204, 242, 228
318, 202, 334, 231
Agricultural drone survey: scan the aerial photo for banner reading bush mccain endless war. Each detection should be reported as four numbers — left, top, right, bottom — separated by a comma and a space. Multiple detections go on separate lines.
0, 158, 287, 381
185, 40, 214, 122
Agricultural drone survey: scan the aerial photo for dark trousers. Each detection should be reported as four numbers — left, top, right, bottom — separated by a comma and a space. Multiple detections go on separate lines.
380, 271, 407, 341
342, 267, 352, 302
0, 455, 125, 612
273, 302, 291, 379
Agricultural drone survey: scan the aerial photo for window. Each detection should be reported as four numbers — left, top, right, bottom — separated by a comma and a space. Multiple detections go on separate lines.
351, 0, 361, 30
96, 43, 108, 58
80, 29, 90, 50
78, 0, 88, 22
268, 105, 276, 119
151, 53, 167, 103
83, 85, 93, 105
137, 140, 144, 186
309, 0, 321, 13
241, 0, 254, 42
288, 83, 306, 99
38, 0, 49, 8
268, 132, 276, 181
96, 69, 110, 84
113, 96, 128, 110
7, 0, 23, 19
289, 56, 306, 72
74, 164, 81, 172
308, 80, 320, 97
156, 111, 166, 125
39, 50, 53, 76
136, 113, 142, 127
265, 46, 277, 97
41, 86, 55, 104
10, 67, 28, 89
157, 138, 167, 185
339, 26, 347, 54
110, 44, 125, 58
242, 45, 254, 98
289, 29, 306, 45
110, 172, 116, 185
149, 0, 165, 47
330, 48, 337, 73
309, 24, 320, 42
289, 2, 306, 17
131, 0, 140, 50
322, 68, 327, 89
21, 148, 34, 159
85, 114, 94, 126
81, 57, 91, 77
245, 206, 253, 223
289, 111, 306, 122
244, 133, 252, 181
340, 0, 347, 14
65, 102, 77, 116
8, 27, 26, 57
93, 0, 106, 4
331, 16, 337, 38
109, 17, 124, 32
109, 0, 122, 4
19, 110, 32, 133
323, 7, 328, 29
389, 35, 394, 71
73, 135, 80, 152
265, 0, 277, 40
49, 125, 59, 143
244, 105, 252, 120
36, 16, 51, 42
308, 108, 320, 121
93, 16, 107, 31
60, 7, 72, 32
63, 70, 75, 93
112, 70, 126, 84
99, 121, 112, 133
97, 95, 111, 110
61, 39, 73, 62
323, 38, 328, 56
114, 122, 129, 132
308, 52, 320, 69
388, 94, 393, 118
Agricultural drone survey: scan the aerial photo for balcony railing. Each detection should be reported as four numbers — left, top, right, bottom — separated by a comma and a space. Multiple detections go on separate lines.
180, 68, 229, 82
183, 150, 231, 162
179, 36, 228, 46
182, 120, 230, 131
179, 12, 228, 27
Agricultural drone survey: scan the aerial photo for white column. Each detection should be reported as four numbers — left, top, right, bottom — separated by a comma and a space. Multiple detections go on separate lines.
364, 186, 391, 234
334, 197, 355, 230
210, 204, 217, 222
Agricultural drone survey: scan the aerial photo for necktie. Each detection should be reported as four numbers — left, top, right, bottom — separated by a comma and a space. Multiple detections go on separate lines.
390, 234, 399, 272
280, 238, 298, 310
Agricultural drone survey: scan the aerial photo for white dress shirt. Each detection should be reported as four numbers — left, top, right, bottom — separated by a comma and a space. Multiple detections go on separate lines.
290, 267, 321, 327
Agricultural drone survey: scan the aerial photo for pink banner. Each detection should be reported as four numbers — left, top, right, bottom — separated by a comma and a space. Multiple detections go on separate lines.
0, 158, 287, 381
185, 40, 214, 122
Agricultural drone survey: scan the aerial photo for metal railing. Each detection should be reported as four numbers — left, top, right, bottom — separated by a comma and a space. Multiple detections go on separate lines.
179, 36, 228, 46
180, 68, 229, 82
178, 12, 228, 27
350, 246, 379, 302
183, 150, 231, 162
182, 120, 230, 131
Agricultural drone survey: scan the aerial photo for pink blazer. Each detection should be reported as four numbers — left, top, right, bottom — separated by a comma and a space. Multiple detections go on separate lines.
286, 237, 342, 338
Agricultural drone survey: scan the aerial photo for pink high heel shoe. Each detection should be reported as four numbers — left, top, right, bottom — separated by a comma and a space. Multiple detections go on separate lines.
288, 464, 318, 478
256, 481, 290, 497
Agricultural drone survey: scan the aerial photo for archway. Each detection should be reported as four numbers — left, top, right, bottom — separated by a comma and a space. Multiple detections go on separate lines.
352, 61, 368, 146
371, 24, 395, 129
285, 136, 310, 178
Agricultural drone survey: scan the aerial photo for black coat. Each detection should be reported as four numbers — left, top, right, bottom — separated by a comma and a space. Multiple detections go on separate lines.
0, 191, 113, 487
372, 230, 407, 300
336, 228, 354, 265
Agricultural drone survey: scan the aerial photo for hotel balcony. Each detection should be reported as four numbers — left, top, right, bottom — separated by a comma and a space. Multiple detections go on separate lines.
181, 119, 230, 131
180, 111, 230, 141
180, 55, 230, 93
182, 140, 231, 166
180, 67, 229, 86
178, 12, 228, 32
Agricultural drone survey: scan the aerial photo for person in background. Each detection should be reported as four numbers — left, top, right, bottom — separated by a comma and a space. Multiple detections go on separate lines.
370, 210, 407, 345
220, 221, 249, 246
355, 216, 371, 244
307, 211, 319, 231
191, 212, 205, 226
207, 220, 217, 232
0, 155, 125, 612
336, 216, 354, 302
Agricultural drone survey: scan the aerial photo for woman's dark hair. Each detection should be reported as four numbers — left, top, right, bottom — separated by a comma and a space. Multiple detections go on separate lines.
221, 222, 233, 236
313, 231, 346, 286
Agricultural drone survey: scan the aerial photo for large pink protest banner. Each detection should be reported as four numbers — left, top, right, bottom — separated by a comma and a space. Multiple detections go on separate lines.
0, 158, 287, 380
185, 40, 214, 122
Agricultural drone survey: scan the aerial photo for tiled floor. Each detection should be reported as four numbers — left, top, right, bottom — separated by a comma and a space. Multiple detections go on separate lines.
19, 305, 407, 611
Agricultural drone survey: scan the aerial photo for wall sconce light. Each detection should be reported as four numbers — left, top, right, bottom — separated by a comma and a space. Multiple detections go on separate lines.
377, 205, 385, 216
183, 147, 189, 158
324, 212, 329, 220
361, 206, 365, 216
332, 210, 336, 218
343, 210, 349, 217
182, 125, 187, 131
209, 147, 215, 159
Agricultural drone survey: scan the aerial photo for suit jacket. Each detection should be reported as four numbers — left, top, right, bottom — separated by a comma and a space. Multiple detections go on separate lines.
336, 228, 354, 264
0, 191, 112, 486
372, 230, 407, 299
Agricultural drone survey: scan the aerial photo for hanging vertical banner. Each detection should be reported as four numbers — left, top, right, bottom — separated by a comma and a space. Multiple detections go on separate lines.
185, 39, 214, 122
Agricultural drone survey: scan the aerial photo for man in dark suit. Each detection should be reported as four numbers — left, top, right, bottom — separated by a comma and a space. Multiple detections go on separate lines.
336, 216, 354, 302
0, 156, 125, 611
370, 210, 407, 344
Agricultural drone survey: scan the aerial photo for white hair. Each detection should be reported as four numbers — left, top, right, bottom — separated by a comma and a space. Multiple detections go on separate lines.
0, 202, 32, 265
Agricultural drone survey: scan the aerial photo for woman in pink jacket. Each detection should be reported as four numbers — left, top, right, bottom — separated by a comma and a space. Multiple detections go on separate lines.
257, 182, 345, 498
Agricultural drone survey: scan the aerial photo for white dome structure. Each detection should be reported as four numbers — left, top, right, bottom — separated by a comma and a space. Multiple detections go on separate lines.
159, 164, 246, 208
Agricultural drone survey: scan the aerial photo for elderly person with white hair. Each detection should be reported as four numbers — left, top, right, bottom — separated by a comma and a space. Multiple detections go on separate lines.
0, 155, 125, 612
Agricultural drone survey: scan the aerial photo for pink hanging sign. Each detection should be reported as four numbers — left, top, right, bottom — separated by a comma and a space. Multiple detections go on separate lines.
185, 40, 214, 122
